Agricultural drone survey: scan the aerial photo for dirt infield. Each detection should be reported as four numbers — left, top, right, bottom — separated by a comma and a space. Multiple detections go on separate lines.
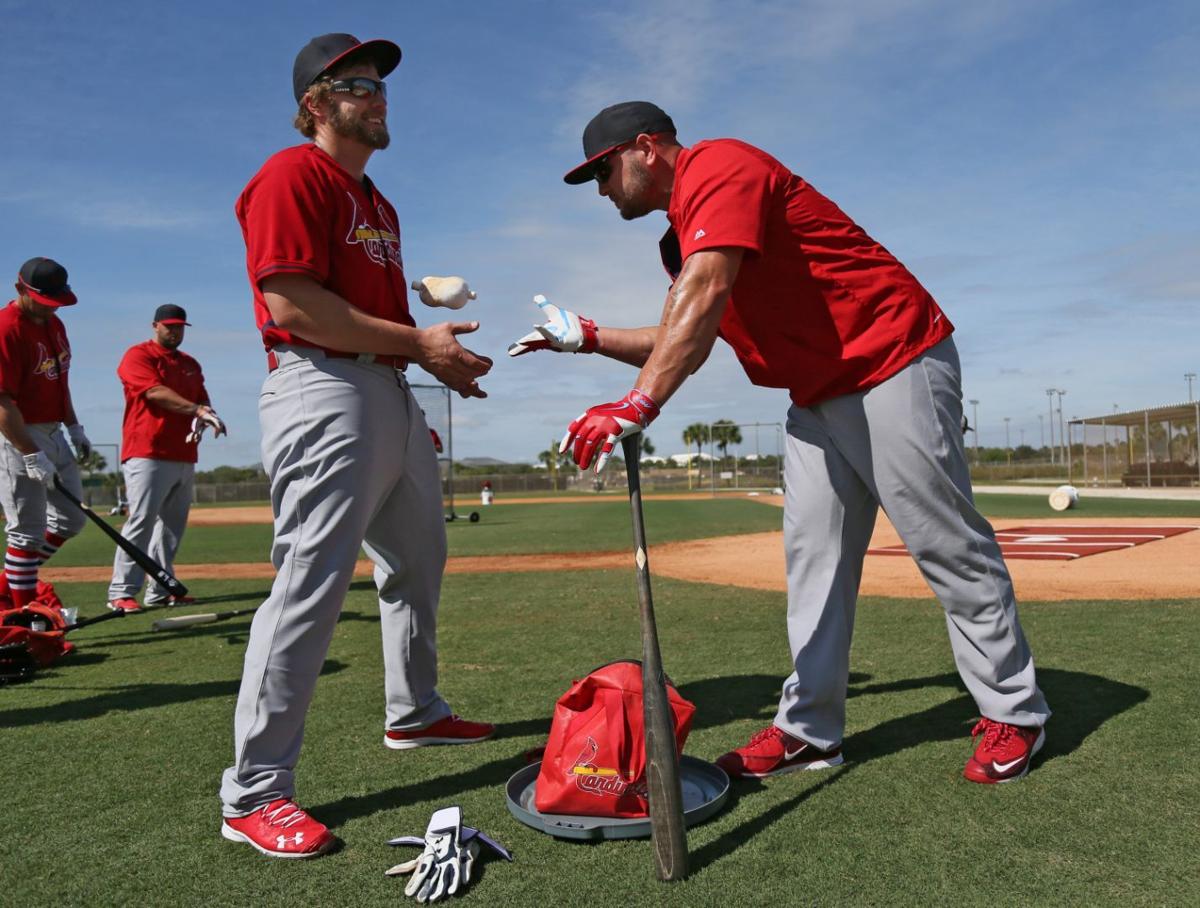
46, 513, 1198, 601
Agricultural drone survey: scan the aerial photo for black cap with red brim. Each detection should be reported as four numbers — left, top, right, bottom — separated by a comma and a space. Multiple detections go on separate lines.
293, 33, 401, 103
17, 257, 77, 308
563, 101, 676, 185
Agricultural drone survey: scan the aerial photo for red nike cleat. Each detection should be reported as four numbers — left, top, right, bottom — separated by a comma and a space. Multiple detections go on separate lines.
715, 725, 843, 778
107, 598, 141, 613
963, 718, 1045, 784
221, 799, 335, 858
384, 714, 495, 750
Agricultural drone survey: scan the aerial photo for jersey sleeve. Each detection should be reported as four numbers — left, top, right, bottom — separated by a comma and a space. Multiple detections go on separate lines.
0, 325, 22, 398
117, 345, 163, 397
675, 143, 775, 262
238, 157, 331, 286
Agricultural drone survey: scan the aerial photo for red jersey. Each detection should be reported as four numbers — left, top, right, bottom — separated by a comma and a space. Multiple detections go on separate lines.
235, 143, 414, 353
117, 340, 209, 463
0, 301, 72, 423
660, 140, 953, 406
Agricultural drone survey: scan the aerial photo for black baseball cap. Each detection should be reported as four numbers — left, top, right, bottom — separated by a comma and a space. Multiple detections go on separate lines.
17, 257, 77, 308
563, 101, 676, 185
293, 33, 401, 103
153, 304, 191, 325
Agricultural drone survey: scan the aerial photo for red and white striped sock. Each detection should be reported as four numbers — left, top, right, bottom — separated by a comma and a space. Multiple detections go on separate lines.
39, 530, 69, 564
5, 546, 42, 607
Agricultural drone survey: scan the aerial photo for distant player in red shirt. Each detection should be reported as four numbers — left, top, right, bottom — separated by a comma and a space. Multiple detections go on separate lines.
0, 257, 91, 607
106, 304, 225, 612
219, 33, 494, 859
514, 102, 1049, 785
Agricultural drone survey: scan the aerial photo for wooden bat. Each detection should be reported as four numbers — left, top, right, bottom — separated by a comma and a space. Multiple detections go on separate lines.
53, 477, 188, 599
621, 435, 688, 882
152, 607, 257, 631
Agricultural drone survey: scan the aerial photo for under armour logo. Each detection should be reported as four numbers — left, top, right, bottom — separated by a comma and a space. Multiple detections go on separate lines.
276, 832, 304, 849
693, 228, 706, 240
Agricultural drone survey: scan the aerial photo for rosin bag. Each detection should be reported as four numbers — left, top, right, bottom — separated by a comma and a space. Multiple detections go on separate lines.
535, 660, 696, 818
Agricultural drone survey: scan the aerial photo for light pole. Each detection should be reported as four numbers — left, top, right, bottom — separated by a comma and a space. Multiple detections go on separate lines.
1045, 389, 1056, 464
1187, 372, 1197, 403
1055, 389, 1068, 471
969, 399, 980, 465
1004, 417, 1011, 467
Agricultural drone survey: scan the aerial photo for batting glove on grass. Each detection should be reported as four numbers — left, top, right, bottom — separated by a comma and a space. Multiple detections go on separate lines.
386, 807, 513, 902
561, 388, 660, 473
67, 424, 92, 461
508, 294, 598, 356
22, 451, 56, 486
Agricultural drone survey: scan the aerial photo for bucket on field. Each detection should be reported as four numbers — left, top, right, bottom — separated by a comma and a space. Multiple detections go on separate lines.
1048, 484, 1079, 511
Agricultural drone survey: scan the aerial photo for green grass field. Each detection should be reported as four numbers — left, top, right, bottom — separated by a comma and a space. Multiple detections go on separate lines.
3, 497, 1198, 905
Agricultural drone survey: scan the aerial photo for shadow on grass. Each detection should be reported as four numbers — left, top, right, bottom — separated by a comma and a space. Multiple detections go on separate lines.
677, 673, 873, 730
0, 659, 347, 727
686, 665, 1148, 873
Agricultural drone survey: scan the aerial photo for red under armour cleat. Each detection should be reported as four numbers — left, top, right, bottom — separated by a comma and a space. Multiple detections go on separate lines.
221, 799, 335, 858
107, 598, 141, 613
963, 718, 1045, 784
384, 714, 495, 750
715, 725, 844, 778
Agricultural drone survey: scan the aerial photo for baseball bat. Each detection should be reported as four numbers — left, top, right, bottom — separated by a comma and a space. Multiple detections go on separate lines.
152, 607, 256, 631
63, 608, 128, 634
621, 435, 688, 882
53, 476, 188, 599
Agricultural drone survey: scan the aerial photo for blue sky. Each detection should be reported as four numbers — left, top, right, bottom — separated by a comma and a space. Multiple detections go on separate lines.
2, 0, 1197, 467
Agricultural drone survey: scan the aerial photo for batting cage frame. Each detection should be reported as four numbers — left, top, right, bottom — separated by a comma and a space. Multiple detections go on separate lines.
409, 383, 480, 522
705, 421, 784, 495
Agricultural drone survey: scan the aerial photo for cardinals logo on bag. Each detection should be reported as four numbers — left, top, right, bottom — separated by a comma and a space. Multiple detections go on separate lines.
345, 193, 402, 268
568, 737, 646, 800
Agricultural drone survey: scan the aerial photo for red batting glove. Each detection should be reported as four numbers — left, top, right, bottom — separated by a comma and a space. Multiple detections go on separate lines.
560, 389, 661, 473
429, 428, 444, 453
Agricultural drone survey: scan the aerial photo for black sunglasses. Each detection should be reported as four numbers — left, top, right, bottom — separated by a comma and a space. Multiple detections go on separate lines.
592, 141, 634, 184
329, 77, 387, 100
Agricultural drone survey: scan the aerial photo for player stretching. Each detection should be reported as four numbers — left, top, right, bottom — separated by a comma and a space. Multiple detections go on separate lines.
220, 33, 493, 858
515, 102, 1049, 785
0, 258, 89, 608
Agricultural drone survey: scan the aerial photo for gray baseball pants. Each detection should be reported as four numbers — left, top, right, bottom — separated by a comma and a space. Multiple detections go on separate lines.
107, 457, 194, 603
0, 423, 86, 549
775, 337, 1050, 748
220, 347, 450, 815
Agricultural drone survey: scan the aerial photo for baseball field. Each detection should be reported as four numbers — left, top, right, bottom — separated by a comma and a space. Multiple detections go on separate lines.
5, 492, 1198, 905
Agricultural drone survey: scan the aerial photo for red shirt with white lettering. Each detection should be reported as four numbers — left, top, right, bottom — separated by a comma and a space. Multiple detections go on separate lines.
0, 301, 72, 423
660, 139, 953, 406
118, 340, 209, 463
236, 143, 413, 353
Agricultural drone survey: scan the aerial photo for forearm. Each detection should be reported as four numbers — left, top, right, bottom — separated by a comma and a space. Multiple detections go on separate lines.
633, 251, 738, 404
262, 274, 424, 357
594, 325, 660, 367
145, 386, 207, 416
0, 395, 39, 454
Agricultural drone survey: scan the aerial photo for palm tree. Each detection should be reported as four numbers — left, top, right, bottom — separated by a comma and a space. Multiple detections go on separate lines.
682, 424, 710, 489
639, 435, 656, 458
538, 440, 571, 491
711, 420, 742, 464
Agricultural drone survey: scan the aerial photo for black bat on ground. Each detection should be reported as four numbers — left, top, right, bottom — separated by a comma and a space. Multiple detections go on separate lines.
63, 608, 128, 633
53, 477, 188, 599
621, 435, 688, 882
152, 607, 257, 632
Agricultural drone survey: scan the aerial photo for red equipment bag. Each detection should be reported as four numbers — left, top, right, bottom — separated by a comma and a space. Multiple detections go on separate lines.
534, 660, 696, 818
0, 582, 74, 669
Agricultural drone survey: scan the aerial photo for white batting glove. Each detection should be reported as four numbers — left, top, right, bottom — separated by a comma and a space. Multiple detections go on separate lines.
187, 406, 227, 444
22, 451, 56, 486
507, 294, 598, 356
386, 811, 511, 901
67, 424, 92, 461
412, 276, 477, 310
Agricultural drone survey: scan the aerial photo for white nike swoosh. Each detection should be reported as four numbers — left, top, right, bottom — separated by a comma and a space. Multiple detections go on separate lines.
784, 748, 808, 760
991, 757, 1024, 773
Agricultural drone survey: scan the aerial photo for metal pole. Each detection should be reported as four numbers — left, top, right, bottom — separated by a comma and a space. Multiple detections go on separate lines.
1195, 403, 1199, 487
1186, 372, 1196, 402
969, 399, 979, 465
1101, 418, 1108, 486
1080, 419, 1087, 481
1144, 411, 1152, 488
1045, 390, 1056, 464
1056, 390, 1068, 469
446, 386, 456, 518
1004, 417, 1011, 468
